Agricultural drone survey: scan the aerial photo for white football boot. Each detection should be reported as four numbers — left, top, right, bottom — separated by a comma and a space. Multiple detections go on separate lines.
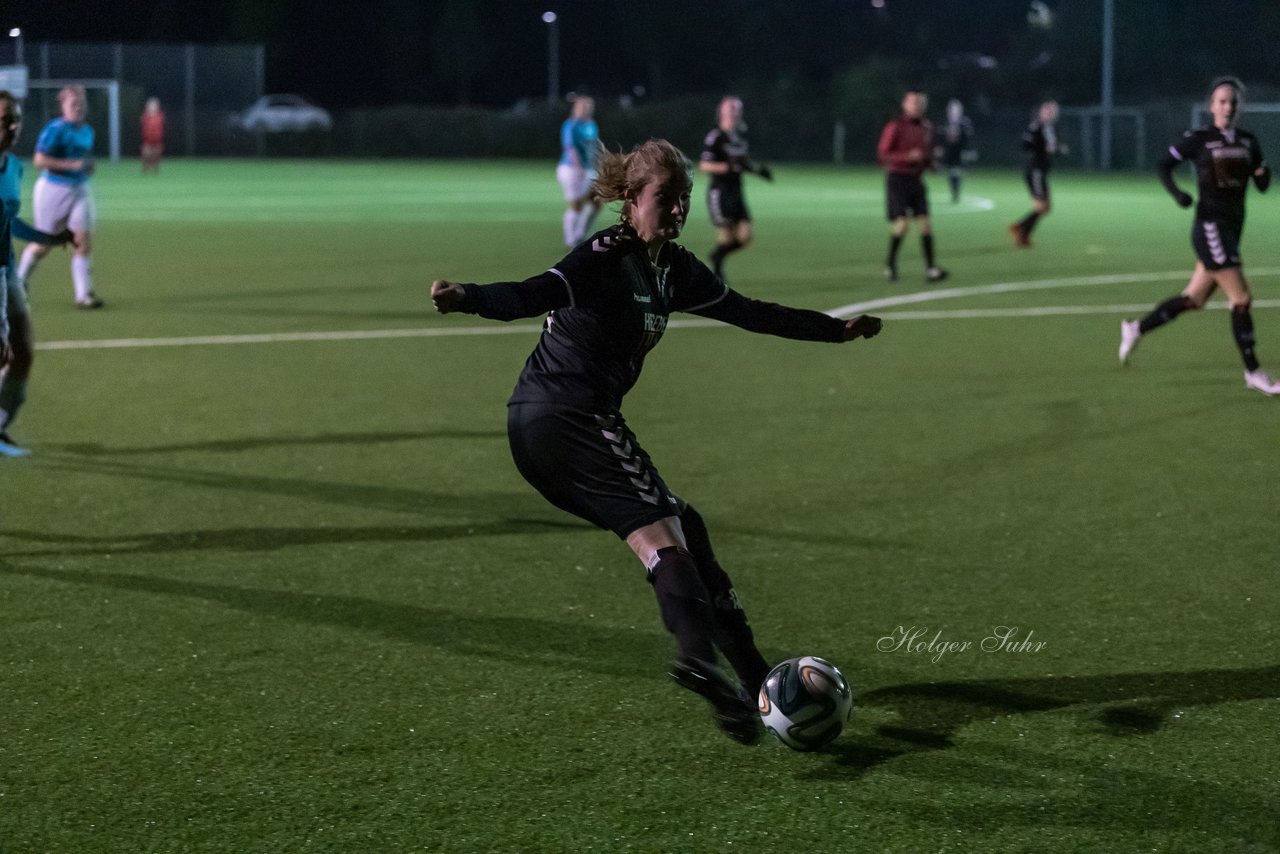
1243, 369, 1280, 395
1118, 319, 1141, 365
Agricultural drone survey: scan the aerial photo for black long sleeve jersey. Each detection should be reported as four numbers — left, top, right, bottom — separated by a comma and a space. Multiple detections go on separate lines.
1022, 120, 1059, 172
1160, 126, 1269, 227
701, 127, 750, 193
458, 224, 847, 411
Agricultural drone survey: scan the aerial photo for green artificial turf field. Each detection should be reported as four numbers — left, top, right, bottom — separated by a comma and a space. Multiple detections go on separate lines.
3, 159, 1278, 852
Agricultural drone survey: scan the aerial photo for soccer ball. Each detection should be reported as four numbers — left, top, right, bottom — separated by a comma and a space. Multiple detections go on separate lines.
757, 656, 853, 751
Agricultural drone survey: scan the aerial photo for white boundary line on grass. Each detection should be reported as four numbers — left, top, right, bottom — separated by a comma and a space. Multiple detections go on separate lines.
35, 268, 1280, 352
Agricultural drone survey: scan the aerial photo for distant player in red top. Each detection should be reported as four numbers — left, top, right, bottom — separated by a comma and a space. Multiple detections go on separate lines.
140, 97, 165, 174
877, 91, 947, 284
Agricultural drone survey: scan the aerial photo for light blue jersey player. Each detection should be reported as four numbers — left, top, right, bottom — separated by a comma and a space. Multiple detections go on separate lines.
556, 96, 600, 247
0, 90, 73, 456
17, 84, 102, 309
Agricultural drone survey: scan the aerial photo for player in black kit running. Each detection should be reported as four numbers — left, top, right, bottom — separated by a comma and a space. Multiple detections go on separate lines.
1009, 100, 1063, 247
1118, 77, 1280, 395
430, 139, 882, 744
700, 97, 771, 283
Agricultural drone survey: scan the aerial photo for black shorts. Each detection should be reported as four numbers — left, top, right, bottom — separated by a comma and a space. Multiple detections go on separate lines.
507, 402, 680, 539
707, 185, 750, 228
1025, 167, 1050, 202
885, 172, 928, 219
1190, 218, 1242, 271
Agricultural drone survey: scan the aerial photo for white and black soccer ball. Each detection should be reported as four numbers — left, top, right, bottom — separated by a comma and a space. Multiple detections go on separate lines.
757, 656, 853, 751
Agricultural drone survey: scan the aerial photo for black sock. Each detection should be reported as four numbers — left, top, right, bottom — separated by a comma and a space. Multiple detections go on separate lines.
1139, 295, 1193, 335
709, 246, 727, 278
949, 174, 960, 201
921, 234, 936, 268
1231, 305, 1261, 371
886, 235, 903, 268
648, 546, 717, 663
710, 242, 738, 280
679, 506, 770, 696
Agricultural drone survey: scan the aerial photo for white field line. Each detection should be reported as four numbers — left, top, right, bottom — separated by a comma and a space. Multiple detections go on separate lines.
35, 269, 1280, 352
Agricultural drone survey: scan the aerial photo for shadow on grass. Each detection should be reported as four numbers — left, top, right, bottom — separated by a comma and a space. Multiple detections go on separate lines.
0, 518, 585, 558
31, 452, 553, 521
30, 438, 907, 555
45, 428, 505, 456
0, 560, 668, 680
811, 663, 1280, 780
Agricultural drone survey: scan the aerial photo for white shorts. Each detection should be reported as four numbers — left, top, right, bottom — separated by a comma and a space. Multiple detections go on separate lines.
557, 163, 593, 203
33, 176, 96, 234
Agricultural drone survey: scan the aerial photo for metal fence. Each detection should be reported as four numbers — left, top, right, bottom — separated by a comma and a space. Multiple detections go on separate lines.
0, 41, 264, 159
0, 40, 1264, 169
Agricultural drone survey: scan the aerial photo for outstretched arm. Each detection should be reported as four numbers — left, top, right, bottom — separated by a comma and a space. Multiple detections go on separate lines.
1157, 151, 1193, 208
430, 270, 572, 321
12, 219, 74, 247
689, 288, 881, 342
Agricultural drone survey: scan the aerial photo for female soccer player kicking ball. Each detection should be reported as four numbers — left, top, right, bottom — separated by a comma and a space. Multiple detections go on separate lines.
430, 139, 881, 744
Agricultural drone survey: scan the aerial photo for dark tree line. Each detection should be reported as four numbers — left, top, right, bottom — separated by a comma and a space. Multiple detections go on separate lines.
12, 0, 1280, 108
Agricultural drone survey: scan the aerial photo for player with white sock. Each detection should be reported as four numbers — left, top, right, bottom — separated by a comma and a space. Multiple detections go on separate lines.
16, 84, 101, 309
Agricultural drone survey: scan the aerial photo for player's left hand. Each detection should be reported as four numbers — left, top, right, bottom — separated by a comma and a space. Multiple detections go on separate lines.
843, 314, 883, 341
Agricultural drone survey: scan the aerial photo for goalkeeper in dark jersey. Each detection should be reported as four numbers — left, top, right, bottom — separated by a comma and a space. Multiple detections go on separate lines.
699, 96, 771, 283
430, 139, 882, 745
1119, 77, 1279, 395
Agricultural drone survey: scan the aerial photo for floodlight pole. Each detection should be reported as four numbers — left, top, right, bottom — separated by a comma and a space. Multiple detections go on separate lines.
1100, 0, 1114, 170
543, 12, 559, 105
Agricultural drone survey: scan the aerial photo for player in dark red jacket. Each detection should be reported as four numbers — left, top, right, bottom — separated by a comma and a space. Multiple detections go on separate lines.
877, 91, 948, 284
430, 139, 883, 744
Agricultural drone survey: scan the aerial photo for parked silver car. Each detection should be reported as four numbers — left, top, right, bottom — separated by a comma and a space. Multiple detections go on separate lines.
231, 95, 333, 133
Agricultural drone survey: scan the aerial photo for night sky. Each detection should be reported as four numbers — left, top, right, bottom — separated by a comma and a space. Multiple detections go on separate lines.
9, 1, 1280, 109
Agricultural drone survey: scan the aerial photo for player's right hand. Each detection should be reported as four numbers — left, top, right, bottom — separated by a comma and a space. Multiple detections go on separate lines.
430, 280, 465, 314
843, 314, 883, 341
1174, 190, 1194, 209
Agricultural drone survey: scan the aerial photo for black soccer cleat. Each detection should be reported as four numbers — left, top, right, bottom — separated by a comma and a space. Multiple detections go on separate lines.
670, 657, 763, 746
